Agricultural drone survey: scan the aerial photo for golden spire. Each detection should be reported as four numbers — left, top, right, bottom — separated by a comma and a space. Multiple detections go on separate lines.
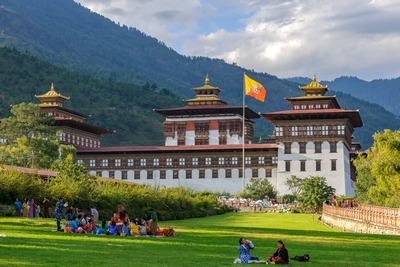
312, 74, 317, 82
50, 83, 55, 91
205, 74, 210, 86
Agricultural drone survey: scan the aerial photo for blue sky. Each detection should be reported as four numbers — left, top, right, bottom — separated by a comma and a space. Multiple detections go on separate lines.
75, 0, 400, 81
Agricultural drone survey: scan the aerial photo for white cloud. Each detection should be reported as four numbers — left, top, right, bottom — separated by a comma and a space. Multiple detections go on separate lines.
75, 0, 400, 81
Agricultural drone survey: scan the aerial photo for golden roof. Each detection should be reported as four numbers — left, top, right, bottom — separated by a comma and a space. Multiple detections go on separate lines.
299, 75, 328, 90
35, 83, 70, 100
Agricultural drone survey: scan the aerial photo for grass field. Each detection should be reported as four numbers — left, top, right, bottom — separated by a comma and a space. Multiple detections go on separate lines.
0, 212, 399, 266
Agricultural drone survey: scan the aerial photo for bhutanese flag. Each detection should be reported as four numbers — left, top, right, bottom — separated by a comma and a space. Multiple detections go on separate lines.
244, 73, 266, 102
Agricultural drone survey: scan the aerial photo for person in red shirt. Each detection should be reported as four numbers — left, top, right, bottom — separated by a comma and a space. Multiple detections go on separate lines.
269, 240, 289, 264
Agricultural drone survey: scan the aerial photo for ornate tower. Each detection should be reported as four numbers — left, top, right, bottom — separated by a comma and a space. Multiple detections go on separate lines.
155, 75, 260, 146
262, 75, 363, 195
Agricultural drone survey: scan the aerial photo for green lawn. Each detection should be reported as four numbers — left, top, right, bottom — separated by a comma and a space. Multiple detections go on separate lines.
0, 213, 399, 266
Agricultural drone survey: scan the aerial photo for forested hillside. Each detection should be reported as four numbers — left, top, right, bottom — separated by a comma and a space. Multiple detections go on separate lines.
1, 0, 400, 148
0, 47, 182, 146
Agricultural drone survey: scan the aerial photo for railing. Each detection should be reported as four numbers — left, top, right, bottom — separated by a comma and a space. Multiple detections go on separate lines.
323, 203, 400, 227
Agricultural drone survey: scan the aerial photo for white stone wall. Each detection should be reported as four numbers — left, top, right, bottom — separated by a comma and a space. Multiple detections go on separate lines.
276, 140, 350, 196
90, 167, 276, 195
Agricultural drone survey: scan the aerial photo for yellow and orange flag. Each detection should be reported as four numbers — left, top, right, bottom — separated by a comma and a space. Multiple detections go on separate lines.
244, 73, 266, 102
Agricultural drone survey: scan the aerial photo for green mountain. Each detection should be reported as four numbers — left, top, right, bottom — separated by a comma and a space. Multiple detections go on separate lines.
0, 46, 182, 146
1, 0, 400, 148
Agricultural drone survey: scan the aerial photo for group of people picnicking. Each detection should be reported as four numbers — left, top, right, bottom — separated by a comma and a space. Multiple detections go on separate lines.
54, 197, 162, 236
236, 238, 289, 264
14, 197, 51, 218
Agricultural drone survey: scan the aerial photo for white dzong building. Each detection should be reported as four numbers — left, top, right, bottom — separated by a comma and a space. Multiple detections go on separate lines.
74, 75, 363, 196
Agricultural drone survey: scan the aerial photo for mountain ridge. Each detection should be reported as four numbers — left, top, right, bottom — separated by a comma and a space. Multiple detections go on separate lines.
1, 0, 400, 148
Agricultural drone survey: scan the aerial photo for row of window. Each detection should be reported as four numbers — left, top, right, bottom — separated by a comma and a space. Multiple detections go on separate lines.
293, 103, 330, 110
165, 121, 242, 134
80, 156, 278, 168
60, 132, 100, 148
284, 141, 337, 154
101, 168, 272, 180
284, 159, 337, 172
276, 125, 345, 137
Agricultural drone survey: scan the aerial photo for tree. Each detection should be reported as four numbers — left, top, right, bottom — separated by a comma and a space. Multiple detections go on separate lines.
300, 176, 335, 213
353, 130, 400, 207
246, 178, 277, 199
285, 175, 303, 196
0, 103, 59, 168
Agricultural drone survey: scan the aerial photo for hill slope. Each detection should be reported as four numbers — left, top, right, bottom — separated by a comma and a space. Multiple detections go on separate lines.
0, 47, 182, 146
1, 0, 400, 148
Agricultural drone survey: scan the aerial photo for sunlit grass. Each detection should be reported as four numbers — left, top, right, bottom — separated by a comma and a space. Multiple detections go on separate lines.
0, 213, 399, 266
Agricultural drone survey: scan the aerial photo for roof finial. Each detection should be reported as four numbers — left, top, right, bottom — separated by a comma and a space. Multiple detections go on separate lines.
312, 74, 317, 82
51, 83, 55, 91
205, 74, 210, 86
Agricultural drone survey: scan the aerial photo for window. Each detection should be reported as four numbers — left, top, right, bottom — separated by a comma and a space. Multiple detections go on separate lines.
173, 170, 179, 179
307, 126, 313, 136
179, 157, 185, 166
285, 161, 291, 172
77, 159, 83, 165
146, 171, 153, 180
195, 122, 209, 134
102, 159, 108, 167
192, 157, 198, 165
226, 169, 232, 178
212, 169, 218, 178
284, 142, 292, 154
330, 142, 337, 153
299, 142, 306, 154
140, 158, 146, 166
109, 171, 115, 178
322, 104, 329, 109
166, 158, 172, 166
127, 158, 134, 167
314, 125, 322, 136
195, 137, 208, 145
231, 157, 238, 165
301, 104, 307, 109
315, 104, 321, 109
205, 157, 211, 165
299, 126, 307, 136
272, 157, 278, 164
265, 169, 272, 177
199, 170, 205, 179
275, 126, 283, 137
337, 125, 345, 135
331, 159, 337, 171
122, 171, 127, 180
218, 157, 225, 165
186, 170, 192, 179
89, 160, 95, 167
177, 123, 186, 136
153, 158, 159, 166
134, 171, 140, 180
178, 139, 185, 145
316, 160, 321, 171
245, 157, 251, 164
315, 142, 322, 153
252, 169, 258, 178
300, 160, 306, 172
219, 121, 227, 132
258, 157, 265, 164
239, 169, 243, 178
322, 125, 329, 135
96, 171, 102, 177
219, 136, 227, 145
160, 170, 166, 179
230, 121, 241, 133
291, 126, 298, 136
115, 159, 121, 167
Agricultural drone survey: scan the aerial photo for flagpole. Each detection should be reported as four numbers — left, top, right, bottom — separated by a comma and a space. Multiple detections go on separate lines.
242, 72, 246, 192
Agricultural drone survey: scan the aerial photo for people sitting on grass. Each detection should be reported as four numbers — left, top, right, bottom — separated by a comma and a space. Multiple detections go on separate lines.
70, 215, 79, 232
238, 237, 259, 263
101, 220, 109, 234
121, 221, 131, 236
84, 218, 96, 234
268, 240, 289, 264
108, 220, 119, 235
